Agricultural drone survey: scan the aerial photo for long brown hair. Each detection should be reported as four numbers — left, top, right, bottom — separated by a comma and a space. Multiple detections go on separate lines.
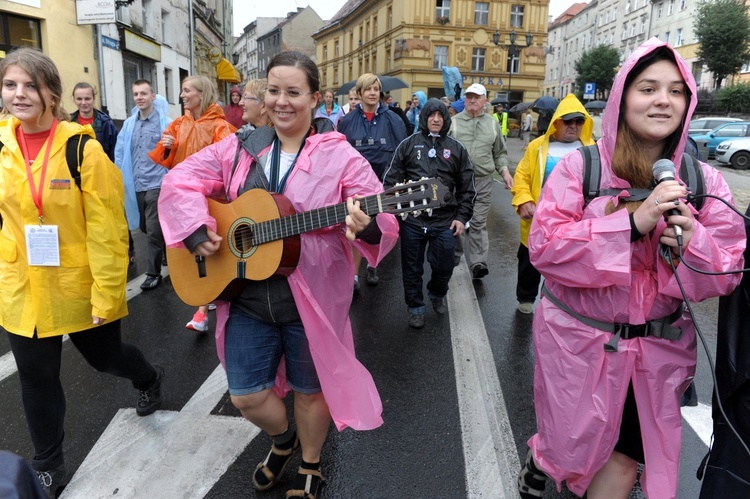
0, 47, 70, 123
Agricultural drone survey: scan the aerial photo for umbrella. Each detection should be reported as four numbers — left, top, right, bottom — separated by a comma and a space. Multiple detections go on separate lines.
509, 101, 533, 114
532, 96, 560, 117
490, 97, 510, 106
584, 100, 607, 110
335, 76, 409, 96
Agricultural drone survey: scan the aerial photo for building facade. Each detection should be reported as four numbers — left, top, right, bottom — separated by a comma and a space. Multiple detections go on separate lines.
234, 17, 285, 82
313, 0, 551, 108
257, 7, 324, 76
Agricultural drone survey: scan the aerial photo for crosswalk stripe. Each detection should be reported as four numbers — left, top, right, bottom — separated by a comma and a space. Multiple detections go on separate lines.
448, 260, 519, 498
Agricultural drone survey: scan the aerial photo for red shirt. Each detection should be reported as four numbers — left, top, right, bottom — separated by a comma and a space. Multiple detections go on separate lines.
18, 129, 51, 164
76, 115, 95, 126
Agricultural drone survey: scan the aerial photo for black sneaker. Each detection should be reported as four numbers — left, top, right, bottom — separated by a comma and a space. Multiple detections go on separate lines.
408, 313, 425, 329
35, 463, 69, 498
431, 297, 447, 315
471, 263, 489, 279
366, 266, 380, 285
137, 365, 164, 416
518, 449, 547, 498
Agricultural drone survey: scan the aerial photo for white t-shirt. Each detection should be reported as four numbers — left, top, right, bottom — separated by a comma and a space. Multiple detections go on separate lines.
264, 145, 297, 190
545, 140, 583, 183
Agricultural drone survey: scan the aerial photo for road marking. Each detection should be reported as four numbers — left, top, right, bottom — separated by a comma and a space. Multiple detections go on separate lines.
448, 261, 519, 499
682, 402, 713, 446
0, 267, 170, 385
60, 364, 258, 498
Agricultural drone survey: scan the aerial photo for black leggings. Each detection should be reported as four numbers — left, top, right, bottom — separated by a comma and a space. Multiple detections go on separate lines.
6, 321, 157, 471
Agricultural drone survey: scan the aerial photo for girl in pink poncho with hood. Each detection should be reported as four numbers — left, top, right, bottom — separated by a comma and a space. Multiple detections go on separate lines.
517, 39, 745, 499
158, 51, 398, 499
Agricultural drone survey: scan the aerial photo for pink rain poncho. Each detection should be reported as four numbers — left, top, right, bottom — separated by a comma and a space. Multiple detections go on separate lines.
158, 128, 399, 431
526, 38, 745, 498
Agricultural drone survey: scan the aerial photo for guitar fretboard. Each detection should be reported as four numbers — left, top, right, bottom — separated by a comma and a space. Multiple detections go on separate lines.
251, 194, 382, 245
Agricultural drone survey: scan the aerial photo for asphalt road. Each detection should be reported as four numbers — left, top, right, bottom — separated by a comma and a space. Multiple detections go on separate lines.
0, 135, 742, 498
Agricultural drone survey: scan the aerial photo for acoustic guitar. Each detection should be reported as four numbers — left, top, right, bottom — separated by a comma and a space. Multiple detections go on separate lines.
167, 178, 449, 306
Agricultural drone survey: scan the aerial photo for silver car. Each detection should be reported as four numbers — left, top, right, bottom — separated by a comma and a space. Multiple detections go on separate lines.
714, 137, 750, 169
688, 117, 742, 136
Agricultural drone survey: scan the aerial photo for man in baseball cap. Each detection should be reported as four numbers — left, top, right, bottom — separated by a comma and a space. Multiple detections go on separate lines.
448, 82, 512, 279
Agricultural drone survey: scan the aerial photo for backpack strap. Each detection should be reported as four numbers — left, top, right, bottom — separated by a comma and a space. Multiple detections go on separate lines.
65, 134, 90, 190
580, 144, 601, 207
679, 152, 705, 212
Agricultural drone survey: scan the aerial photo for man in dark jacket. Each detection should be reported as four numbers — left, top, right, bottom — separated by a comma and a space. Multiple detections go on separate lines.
383, 99, 475, 328
698, 203, 750, 497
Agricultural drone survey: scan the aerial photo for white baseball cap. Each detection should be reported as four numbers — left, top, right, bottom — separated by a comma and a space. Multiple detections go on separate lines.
465, 83, 487, 97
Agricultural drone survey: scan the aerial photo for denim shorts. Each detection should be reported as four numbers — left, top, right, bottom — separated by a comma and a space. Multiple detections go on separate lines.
224, 307, 321, 396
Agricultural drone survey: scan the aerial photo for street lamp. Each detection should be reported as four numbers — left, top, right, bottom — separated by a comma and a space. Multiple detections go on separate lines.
493, 30, 533, 102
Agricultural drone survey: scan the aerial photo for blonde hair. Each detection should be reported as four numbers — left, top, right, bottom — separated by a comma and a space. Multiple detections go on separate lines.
355, 73, 381, 96
0, 47, 70, 123
243, 78, 267, 102
182, 75, 218, 116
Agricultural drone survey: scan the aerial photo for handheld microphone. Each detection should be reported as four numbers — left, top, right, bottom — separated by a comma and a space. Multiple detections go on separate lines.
652, 159, 683, 244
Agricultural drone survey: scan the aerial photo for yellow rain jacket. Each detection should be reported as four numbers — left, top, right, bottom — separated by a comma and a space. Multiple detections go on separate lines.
511, 94, 595, 246
0, 118, 128, 338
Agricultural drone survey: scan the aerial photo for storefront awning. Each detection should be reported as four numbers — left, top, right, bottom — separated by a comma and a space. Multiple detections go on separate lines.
216, 58, 241, 83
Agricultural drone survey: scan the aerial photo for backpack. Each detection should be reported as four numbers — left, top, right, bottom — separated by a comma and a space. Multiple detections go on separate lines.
0, 134, 90, 189
579, 144, 705, 212
0, 134, 90, 228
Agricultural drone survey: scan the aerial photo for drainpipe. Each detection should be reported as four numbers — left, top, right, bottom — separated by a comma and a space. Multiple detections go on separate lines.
189, 0, 195, 74
96, 25, 108, 110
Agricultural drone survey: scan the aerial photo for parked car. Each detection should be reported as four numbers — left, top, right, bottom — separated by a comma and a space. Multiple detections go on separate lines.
714, 137, 750, 169
691, 121, 750, 158
688, 116, 742, 136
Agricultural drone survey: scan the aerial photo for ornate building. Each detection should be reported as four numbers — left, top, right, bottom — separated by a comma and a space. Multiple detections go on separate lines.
313, 0, 551, 107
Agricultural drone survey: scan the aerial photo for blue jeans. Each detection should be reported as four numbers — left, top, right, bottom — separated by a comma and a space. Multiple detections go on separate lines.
399, 222, 457, 315
224, 307, 320, 396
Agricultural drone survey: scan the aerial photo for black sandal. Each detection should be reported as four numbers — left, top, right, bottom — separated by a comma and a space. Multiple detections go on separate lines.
518, 449, 547, 498
252, 433, 300, 491
285, 467, 325, 499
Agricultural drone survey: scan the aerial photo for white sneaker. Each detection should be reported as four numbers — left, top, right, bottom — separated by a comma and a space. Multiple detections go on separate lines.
517, 302, 534, 315
186, 311, 209, 332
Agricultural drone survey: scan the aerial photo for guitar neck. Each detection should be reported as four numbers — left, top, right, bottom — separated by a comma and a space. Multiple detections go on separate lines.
254, 193, 383, 245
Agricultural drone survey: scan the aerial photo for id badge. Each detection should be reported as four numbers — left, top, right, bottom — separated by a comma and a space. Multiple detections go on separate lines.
25, 224, 60, 266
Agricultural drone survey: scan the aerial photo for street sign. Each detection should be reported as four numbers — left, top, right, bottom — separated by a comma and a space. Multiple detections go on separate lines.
584, 82, 596, 100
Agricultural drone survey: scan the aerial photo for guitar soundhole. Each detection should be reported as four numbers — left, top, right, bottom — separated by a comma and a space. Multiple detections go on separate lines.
228, 218, 257, 259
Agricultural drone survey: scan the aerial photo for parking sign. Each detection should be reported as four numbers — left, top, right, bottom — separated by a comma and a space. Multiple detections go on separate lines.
584, 82, 596, 100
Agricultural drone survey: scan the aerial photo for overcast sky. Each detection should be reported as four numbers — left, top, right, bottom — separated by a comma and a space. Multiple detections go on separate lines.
232, 0, 576, 37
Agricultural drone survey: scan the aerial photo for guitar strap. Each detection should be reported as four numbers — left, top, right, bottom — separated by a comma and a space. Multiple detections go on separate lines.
269, 128, 311, 193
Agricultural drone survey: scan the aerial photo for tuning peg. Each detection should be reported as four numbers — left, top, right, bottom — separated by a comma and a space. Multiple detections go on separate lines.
400, 212, 409, 220
412, 210, 423, 217
426, 208, 433, 216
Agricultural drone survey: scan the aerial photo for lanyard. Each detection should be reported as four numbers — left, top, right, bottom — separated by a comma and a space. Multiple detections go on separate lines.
268, 129, 311, 193
19, 120, 58, 224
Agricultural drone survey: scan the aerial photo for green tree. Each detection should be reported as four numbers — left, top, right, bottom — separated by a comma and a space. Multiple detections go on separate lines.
574, 46, 621, 100
694, 0, 750, 89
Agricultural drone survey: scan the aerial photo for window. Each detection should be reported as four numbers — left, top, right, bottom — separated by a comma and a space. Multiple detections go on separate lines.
142, 0, 152, 36
388, 7, 392, 29
116, 3, 129, 24
668, 0, 675, 15
625, 2, 631, 14
621, 27, 627, 40
657, 4, 663, 18
742, 61, 750, 73
635, 0, 640, 8
676, 28, 683, 46
475, 2, 489, 25
373, 16, 378, 38
161, 10, 171, 46
323, 45, 328, 60
613, 6, 618, 20
365, 21, 370, 42
434, 45, 448, 69
692, 62, 702, 84
472, 47, 486, 71
510, 5, 525, 28
0, 12, 42, 50
436, 0, 451, 19
334, 67, 339, 85
680, 0, 687, 10
630, 23, 636, 37
507, 50, 519, 74
164, 67, 173, 103
335, 40, 339, 56
641, 22, 646, 34
349, 31, 354, 50
664, 31, 670, 44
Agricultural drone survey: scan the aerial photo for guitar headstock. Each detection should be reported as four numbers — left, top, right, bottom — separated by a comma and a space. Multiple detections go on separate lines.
377, 178, 450, 218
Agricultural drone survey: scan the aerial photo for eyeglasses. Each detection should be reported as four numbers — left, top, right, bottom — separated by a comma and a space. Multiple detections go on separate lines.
562, 117, 585, 126
266, 88, 313, 99
242, 95, 261, 103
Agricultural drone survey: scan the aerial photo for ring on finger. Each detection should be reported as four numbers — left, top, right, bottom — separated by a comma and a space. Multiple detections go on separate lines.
654, 197, 661, 206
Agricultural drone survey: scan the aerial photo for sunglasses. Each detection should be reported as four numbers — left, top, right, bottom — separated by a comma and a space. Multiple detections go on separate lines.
562, 117, 585, 126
